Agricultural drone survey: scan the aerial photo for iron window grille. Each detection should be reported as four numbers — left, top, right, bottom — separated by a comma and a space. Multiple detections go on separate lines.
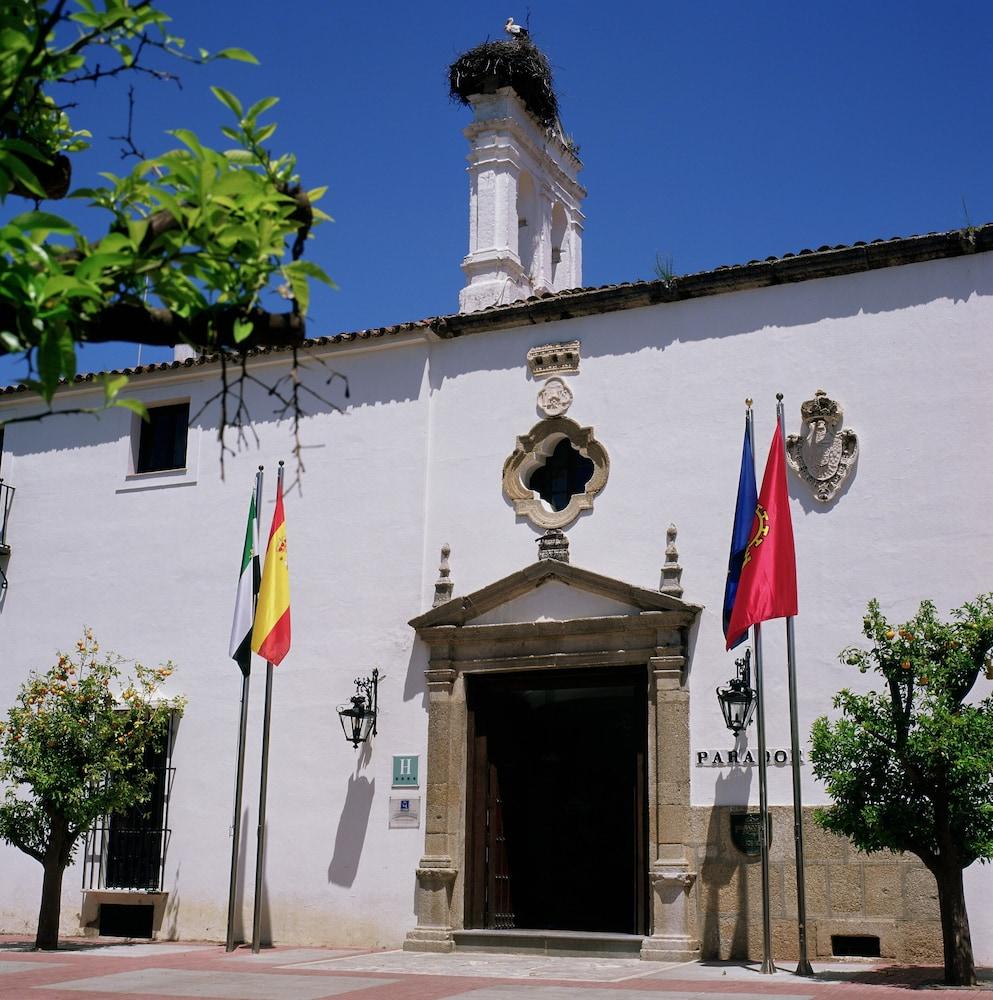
82, 716, 176, 893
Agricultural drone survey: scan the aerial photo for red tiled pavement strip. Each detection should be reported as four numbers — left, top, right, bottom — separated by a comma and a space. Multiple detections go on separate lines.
0, 937, 990, 999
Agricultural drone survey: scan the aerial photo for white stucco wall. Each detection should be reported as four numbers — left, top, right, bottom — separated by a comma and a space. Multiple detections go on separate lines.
0, 250, 991, 957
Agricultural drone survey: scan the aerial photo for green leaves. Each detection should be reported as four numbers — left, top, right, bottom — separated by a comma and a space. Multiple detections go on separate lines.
0, 631, 184, 866
282, 260, 336, 315
813, 594, 993, 871
215, 47, 259, 65
0, 2, 332, 439
99, 374, 147, 421
211, 86, 243, 118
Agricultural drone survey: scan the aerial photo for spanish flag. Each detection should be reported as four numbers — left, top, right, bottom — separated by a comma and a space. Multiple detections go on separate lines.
252, 479, 291, 665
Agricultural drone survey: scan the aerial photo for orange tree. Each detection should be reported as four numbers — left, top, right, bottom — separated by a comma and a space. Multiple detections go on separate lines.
0, 630, 183, 949
810, 595, 993, 986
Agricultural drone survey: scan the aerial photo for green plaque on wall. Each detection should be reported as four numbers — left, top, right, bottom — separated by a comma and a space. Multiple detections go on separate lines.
392, 754, 418, 788
730, 811, 772, 857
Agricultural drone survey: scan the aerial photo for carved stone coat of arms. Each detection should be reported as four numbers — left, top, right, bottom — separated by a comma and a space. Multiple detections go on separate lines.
785, 390, 859, 503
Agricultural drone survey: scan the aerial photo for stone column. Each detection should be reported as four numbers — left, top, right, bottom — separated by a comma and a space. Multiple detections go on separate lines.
404, 666, 459, 953
641, 642, 700, 961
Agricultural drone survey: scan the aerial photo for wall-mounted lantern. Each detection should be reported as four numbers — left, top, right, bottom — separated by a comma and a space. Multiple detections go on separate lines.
716, 649, 756, 735
337, 669, 379, 748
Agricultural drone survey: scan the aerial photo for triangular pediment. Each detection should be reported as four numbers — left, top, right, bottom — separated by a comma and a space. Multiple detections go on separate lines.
410, 559, 701, 630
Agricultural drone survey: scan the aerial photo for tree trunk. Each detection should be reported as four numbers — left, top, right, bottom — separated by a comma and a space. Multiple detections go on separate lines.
932, 863, 975, 987
35, 815, 71, 951
35, 854, 65, 950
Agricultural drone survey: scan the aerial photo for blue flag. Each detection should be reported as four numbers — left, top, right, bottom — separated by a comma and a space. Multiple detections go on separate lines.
723, 419, 758, 649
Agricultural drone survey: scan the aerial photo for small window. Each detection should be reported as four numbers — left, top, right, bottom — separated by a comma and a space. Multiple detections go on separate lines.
527, 438, 595, 512
136, 402, 189, 474
502, 416, 610, 531
831, 934, 881, 957
99, 903, 154, 938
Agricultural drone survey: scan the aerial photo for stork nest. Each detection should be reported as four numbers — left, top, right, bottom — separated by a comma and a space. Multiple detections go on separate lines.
449, 39, 559, 129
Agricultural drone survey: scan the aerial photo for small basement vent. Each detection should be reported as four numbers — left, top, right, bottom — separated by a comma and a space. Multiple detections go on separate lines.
831, 933, 881, 958
99, 903, 153, 939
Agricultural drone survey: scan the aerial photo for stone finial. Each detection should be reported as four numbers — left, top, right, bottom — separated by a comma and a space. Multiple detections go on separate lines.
433, 544, 454, 607
537, 528, 569, 563
659, 524, 683, 598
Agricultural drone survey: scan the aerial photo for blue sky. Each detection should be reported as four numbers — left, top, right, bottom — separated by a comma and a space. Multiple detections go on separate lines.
3, 1, 992, 381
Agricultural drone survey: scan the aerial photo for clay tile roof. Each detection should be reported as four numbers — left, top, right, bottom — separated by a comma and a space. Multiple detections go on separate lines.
1, 223, 991, 396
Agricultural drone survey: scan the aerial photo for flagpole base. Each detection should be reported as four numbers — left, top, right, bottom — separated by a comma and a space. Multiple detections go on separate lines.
760, 958, 778, 975
795, 958, 815, 977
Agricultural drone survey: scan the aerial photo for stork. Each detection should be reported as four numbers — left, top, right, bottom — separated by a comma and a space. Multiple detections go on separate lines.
504, 17, 529, 40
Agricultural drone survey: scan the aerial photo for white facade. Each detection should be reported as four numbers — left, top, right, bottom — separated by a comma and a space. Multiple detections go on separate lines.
0, 239, 991, 958
0, 66, 991, 955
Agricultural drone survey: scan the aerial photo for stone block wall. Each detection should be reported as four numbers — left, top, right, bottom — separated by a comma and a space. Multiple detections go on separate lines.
689, 806, 942, 963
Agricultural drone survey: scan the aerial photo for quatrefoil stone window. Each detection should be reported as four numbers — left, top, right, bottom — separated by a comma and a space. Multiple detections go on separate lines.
502, 417, 610, 530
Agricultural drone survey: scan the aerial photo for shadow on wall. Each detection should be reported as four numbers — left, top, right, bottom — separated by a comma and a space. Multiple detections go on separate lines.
787, 437, 858, 516
230, 807, 250, 944
257, 870, 272, 947
700, 764, 753, 960
162, 864, 180, 941
327, 774, 375, 887
403, 641, 429, 708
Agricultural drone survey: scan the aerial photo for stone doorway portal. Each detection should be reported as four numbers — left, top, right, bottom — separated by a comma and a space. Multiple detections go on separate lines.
465, 668, 648, 934
403, 557, 702, 960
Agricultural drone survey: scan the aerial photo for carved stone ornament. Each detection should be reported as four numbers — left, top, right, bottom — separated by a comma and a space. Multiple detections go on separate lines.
526, 340, 580, 378
536, 377, 573, 417
502, 416, 609, 530
649, 867, 698, 892
432, 544, 453, 607
786, 390, 859, 503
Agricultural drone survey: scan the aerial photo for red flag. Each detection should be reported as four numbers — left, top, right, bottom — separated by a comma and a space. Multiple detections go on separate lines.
725, 423, 797, 647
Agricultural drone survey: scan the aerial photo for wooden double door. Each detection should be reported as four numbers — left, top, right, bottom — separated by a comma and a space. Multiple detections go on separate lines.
465, 668, 648, 934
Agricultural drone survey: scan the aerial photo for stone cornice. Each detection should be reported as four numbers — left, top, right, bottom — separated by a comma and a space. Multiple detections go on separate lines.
6, 228, 988, 400
431, 225, 993, 340
410, 558, 703, 630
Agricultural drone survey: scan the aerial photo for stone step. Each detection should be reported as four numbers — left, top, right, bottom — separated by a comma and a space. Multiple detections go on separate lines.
452, 928, 645, 958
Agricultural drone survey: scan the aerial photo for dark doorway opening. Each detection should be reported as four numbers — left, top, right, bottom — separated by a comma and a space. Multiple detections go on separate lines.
99, 903, 154, 938
466, 667, 647, 934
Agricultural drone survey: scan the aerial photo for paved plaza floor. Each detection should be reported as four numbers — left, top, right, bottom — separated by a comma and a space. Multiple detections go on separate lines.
0, 938, 990, 999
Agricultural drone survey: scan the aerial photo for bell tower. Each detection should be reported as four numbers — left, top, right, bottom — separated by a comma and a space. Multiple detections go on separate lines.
450, 36, 586, 313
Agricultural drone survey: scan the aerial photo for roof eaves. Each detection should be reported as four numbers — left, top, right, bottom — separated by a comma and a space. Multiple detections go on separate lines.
2, 225, 989, 396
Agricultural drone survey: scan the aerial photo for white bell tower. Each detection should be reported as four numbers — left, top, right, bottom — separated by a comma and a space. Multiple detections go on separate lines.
458, 87, 585, 313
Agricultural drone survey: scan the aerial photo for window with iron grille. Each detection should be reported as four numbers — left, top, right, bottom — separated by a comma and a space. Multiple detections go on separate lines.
82, 718, 176, 892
